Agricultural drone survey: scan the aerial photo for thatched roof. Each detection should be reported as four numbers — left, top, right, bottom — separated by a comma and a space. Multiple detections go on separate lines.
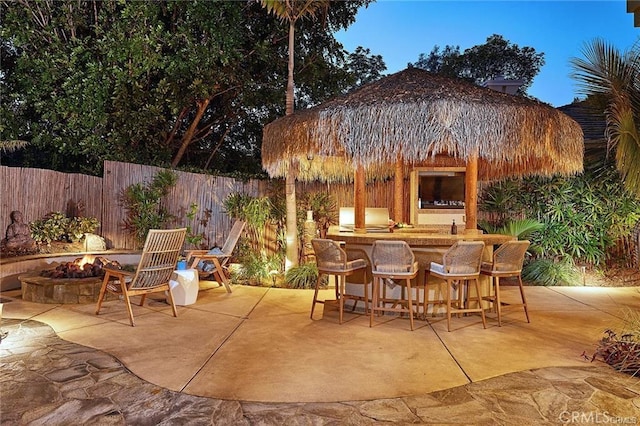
262, 67, 584, 182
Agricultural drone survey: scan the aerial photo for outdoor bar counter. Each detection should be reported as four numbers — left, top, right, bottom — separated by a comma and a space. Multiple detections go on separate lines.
326, 226, 516, 312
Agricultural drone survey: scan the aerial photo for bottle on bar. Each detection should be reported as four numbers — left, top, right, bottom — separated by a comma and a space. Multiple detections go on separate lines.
451, 219, 457, 235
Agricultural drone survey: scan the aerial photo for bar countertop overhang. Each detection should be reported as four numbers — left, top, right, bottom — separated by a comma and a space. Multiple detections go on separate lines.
326, 226, 516, 246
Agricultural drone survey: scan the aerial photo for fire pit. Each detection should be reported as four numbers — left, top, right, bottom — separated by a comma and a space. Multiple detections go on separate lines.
19, 255, 126, 304
40, 256, 121, 279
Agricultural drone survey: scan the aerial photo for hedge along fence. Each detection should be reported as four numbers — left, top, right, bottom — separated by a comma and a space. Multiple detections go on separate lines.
2, 161, 412, 253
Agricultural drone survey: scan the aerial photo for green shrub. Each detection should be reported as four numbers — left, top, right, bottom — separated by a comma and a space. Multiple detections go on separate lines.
224, 187, 286, 283
298, 191, 338, 238
481, 165, 640, 271
285, 262, 320, 289
183, 202, 209, 249
522, 257, 580, 286
121, 170, 177, 246
231, 251, 283, 286
30, 212, 100, 245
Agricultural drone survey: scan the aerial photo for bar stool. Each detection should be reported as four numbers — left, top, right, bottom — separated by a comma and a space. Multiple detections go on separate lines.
370, 240, 419, 330
425, 241, 486, 332
480, 240, 531, 326
311, 239, 369, 324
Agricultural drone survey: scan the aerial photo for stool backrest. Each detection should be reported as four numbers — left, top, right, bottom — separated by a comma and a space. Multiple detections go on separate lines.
312, 239, 346, 269
371, 240, 415, 273
492, 240, 530, 272
442, 241, 485, 274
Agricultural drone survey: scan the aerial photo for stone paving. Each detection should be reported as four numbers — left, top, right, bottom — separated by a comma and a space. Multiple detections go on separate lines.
1, 318, 639, 425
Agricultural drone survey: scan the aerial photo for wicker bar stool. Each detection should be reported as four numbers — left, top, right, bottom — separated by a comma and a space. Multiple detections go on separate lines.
480, 240, 531, 326
370, 240, 419, 331
311, 239, 369, 324
425, 241, 486, 332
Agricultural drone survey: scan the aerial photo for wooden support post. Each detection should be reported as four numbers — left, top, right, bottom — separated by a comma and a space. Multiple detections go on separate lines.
465, 153, 478, 231
354, 165, 366, 233
394, 158, 404, 224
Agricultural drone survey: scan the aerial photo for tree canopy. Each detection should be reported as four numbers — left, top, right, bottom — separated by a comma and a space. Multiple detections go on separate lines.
411, 34, 545, 96
0, 0, 382, 176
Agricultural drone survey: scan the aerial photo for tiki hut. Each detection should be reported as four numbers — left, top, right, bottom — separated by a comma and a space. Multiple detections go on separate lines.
262, 67, 583, 230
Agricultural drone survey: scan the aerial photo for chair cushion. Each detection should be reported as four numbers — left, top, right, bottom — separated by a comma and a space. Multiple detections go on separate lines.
318, 258, 366, 273
429, 262, 445, 274
198, 260, 217, 272
481, 261, 520, 273
207, 247, 225, 255
431, 262, 478, 276
377, 264, 411, 273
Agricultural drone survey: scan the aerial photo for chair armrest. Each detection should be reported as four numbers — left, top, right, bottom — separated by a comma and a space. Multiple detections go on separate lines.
186, 250, 210, 255
102, 266, 134, 281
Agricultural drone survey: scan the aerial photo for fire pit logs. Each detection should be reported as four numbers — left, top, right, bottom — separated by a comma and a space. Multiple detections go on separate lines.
41, 256, 122, 279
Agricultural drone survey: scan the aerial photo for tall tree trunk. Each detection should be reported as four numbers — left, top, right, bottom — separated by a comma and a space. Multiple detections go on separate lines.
171, 98, 210, 168
284, 18, 298, 269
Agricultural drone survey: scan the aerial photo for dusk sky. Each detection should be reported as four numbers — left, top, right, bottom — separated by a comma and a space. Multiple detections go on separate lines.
335, 0, 638, 107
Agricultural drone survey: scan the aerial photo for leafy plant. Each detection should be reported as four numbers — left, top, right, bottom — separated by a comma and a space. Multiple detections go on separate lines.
183, 202, 208, 249
121, 170, 177, 246
592, 308, 640, 376
480, 165, 640, 270
479, 218, 543, 240
285, 262, 319, 289
299, 191, 338, 239
224, 188, 286, 285
231, 251, 283, 286
522, 257, 580, 286
66, 216, 101, 242
30, 212, 100, 245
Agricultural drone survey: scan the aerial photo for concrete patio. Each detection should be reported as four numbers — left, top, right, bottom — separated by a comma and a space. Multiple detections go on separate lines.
1, 282, 639, 423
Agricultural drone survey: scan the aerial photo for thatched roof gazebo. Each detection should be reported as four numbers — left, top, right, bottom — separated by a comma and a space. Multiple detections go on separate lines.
262, 67, 583, 231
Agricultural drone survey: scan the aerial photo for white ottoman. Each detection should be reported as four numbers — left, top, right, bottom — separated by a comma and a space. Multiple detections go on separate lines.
169, 269, 199, 305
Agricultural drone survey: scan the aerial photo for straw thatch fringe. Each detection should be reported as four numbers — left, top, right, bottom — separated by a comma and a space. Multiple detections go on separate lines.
263, 68, 583, 182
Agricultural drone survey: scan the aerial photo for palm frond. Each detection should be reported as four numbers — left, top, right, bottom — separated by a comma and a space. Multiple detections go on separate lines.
572, 39, 640, 198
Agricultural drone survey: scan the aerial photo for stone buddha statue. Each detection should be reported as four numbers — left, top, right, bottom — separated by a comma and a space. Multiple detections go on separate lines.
2, 210, 36, 252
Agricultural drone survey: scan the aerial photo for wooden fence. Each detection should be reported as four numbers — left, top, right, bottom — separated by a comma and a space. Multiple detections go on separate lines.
2, 162, 408, 252
102, 161, 269, 249
1, 166, 103, 241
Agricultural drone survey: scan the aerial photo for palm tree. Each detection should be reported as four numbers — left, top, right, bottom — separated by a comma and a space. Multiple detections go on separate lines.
259, 0, 329, 270
571, 39, 640, 198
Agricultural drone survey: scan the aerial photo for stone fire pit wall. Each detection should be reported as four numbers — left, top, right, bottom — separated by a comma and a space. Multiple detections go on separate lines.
19, 272, 119, 304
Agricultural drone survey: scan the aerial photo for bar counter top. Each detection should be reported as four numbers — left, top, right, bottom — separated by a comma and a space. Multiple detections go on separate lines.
326, 226, 515, 247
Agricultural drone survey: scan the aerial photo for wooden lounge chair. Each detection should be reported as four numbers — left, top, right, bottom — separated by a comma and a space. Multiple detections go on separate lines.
186, 220, 246, 293
95, 228, 187, 327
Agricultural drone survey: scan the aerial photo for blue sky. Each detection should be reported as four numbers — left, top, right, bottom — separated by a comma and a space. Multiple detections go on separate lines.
335, 0, 639, 107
